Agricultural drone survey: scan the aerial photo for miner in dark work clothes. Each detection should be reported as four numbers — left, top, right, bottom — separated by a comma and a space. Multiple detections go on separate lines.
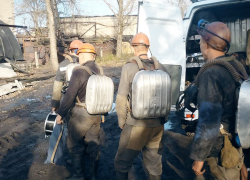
55, 43, 101, 180
190, 21, 247, 180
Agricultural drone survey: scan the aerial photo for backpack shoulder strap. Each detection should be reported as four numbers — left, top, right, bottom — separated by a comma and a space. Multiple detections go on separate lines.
74, 64, 104, 104
74, 66, 92, 105
129, 56, 145, 70
74, 66, 93, 75
76, 64, 104, 76
129, 56, 160, 70
96, 65, 104, 75
150, 56, 160, 70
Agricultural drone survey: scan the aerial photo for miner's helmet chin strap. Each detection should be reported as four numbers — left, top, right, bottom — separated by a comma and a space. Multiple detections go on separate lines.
197, 19, 230, 53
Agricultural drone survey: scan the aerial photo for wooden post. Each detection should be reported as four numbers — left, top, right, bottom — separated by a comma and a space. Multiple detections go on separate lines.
100, 48, 103, 57
34, 46, 39, 68
95, 22, 97, 38
45, 46, 50, 63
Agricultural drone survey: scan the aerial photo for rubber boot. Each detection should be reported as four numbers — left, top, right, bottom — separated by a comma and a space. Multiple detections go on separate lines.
116, 171, 128, 180
149, 174, 161, 180
66, 154, 85, 180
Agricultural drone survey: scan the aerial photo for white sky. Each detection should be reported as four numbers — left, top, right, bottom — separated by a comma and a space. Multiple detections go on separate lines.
79, 0, 114, 16
14, 0, 175, 27
78, 0, 167, 16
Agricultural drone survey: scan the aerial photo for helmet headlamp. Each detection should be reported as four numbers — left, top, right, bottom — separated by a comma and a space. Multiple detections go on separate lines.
197, 19, 230, 53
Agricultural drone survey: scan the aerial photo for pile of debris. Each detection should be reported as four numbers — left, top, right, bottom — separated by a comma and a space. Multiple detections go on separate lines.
0, 62, 54, 97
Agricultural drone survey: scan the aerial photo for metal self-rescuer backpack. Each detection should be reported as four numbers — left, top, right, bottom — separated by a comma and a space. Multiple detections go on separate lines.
75, 65, 114, 115
236, 78, 250, 149
130, 56, 172, 119
195, 59, 250, 149
66, 63, 80, 82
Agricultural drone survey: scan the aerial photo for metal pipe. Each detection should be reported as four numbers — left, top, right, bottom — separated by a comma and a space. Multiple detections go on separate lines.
4, 58, 33, 75
0, 24, 27, 28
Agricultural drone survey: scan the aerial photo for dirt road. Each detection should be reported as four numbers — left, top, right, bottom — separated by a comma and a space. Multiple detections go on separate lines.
0, 65, 181, 180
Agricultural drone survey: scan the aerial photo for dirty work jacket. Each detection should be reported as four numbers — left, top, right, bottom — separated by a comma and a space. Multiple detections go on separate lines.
190, 56, 245, 161
51, 55, 78, 108
57, 60, 99, 118
116, 58, 169, 127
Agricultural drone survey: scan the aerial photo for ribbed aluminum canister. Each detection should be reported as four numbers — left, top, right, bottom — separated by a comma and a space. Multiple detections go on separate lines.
236, 78, 250, 149
132, 70, 172, 119
85, 75, 114, 114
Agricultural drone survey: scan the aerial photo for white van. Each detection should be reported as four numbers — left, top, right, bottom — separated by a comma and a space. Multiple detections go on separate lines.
138, 0, 250, 105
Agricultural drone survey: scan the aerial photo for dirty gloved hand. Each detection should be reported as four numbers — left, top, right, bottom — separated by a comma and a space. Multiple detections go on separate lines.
55, 114, 63, 124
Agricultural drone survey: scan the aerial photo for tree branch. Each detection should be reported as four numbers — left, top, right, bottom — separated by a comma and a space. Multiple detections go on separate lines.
103, 0, 119, 17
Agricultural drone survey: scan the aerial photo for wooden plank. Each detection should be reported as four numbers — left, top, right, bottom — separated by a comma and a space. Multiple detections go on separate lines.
20, 74, 55, 84
0, 73, 54, 96
2, 73, 55, 83
0, 83, 18, 96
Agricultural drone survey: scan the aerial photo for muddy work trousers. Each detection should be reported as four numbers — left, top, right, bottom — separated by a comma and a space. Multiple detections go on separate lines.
67, 106, 101, 178
114, 124, 164, 179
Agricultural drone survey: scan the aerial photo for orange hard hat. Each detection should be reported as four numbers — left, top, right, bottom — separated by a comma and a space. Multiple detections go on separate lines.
69, 40, 83, 50
131, 32, 150, 47
197, 20, 231, 52
77, 43, 96, 55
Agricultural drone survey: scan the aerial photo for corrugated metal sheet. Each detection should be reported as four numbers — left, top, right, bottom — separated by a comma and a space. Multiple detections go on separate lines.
187, 1, 250, 54
226, 17, 250, 53
220, 4, 250, 53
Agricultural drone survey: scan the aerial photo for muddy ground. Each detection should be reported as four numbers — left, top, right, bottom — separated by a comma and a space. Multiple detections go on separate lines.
0, 64, 182, 180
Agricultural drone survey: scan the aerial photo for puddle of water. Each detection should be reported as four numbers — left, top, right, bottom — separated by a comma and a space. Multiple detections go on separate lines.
45, 95, 51, 99
26, 98, 40, 102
